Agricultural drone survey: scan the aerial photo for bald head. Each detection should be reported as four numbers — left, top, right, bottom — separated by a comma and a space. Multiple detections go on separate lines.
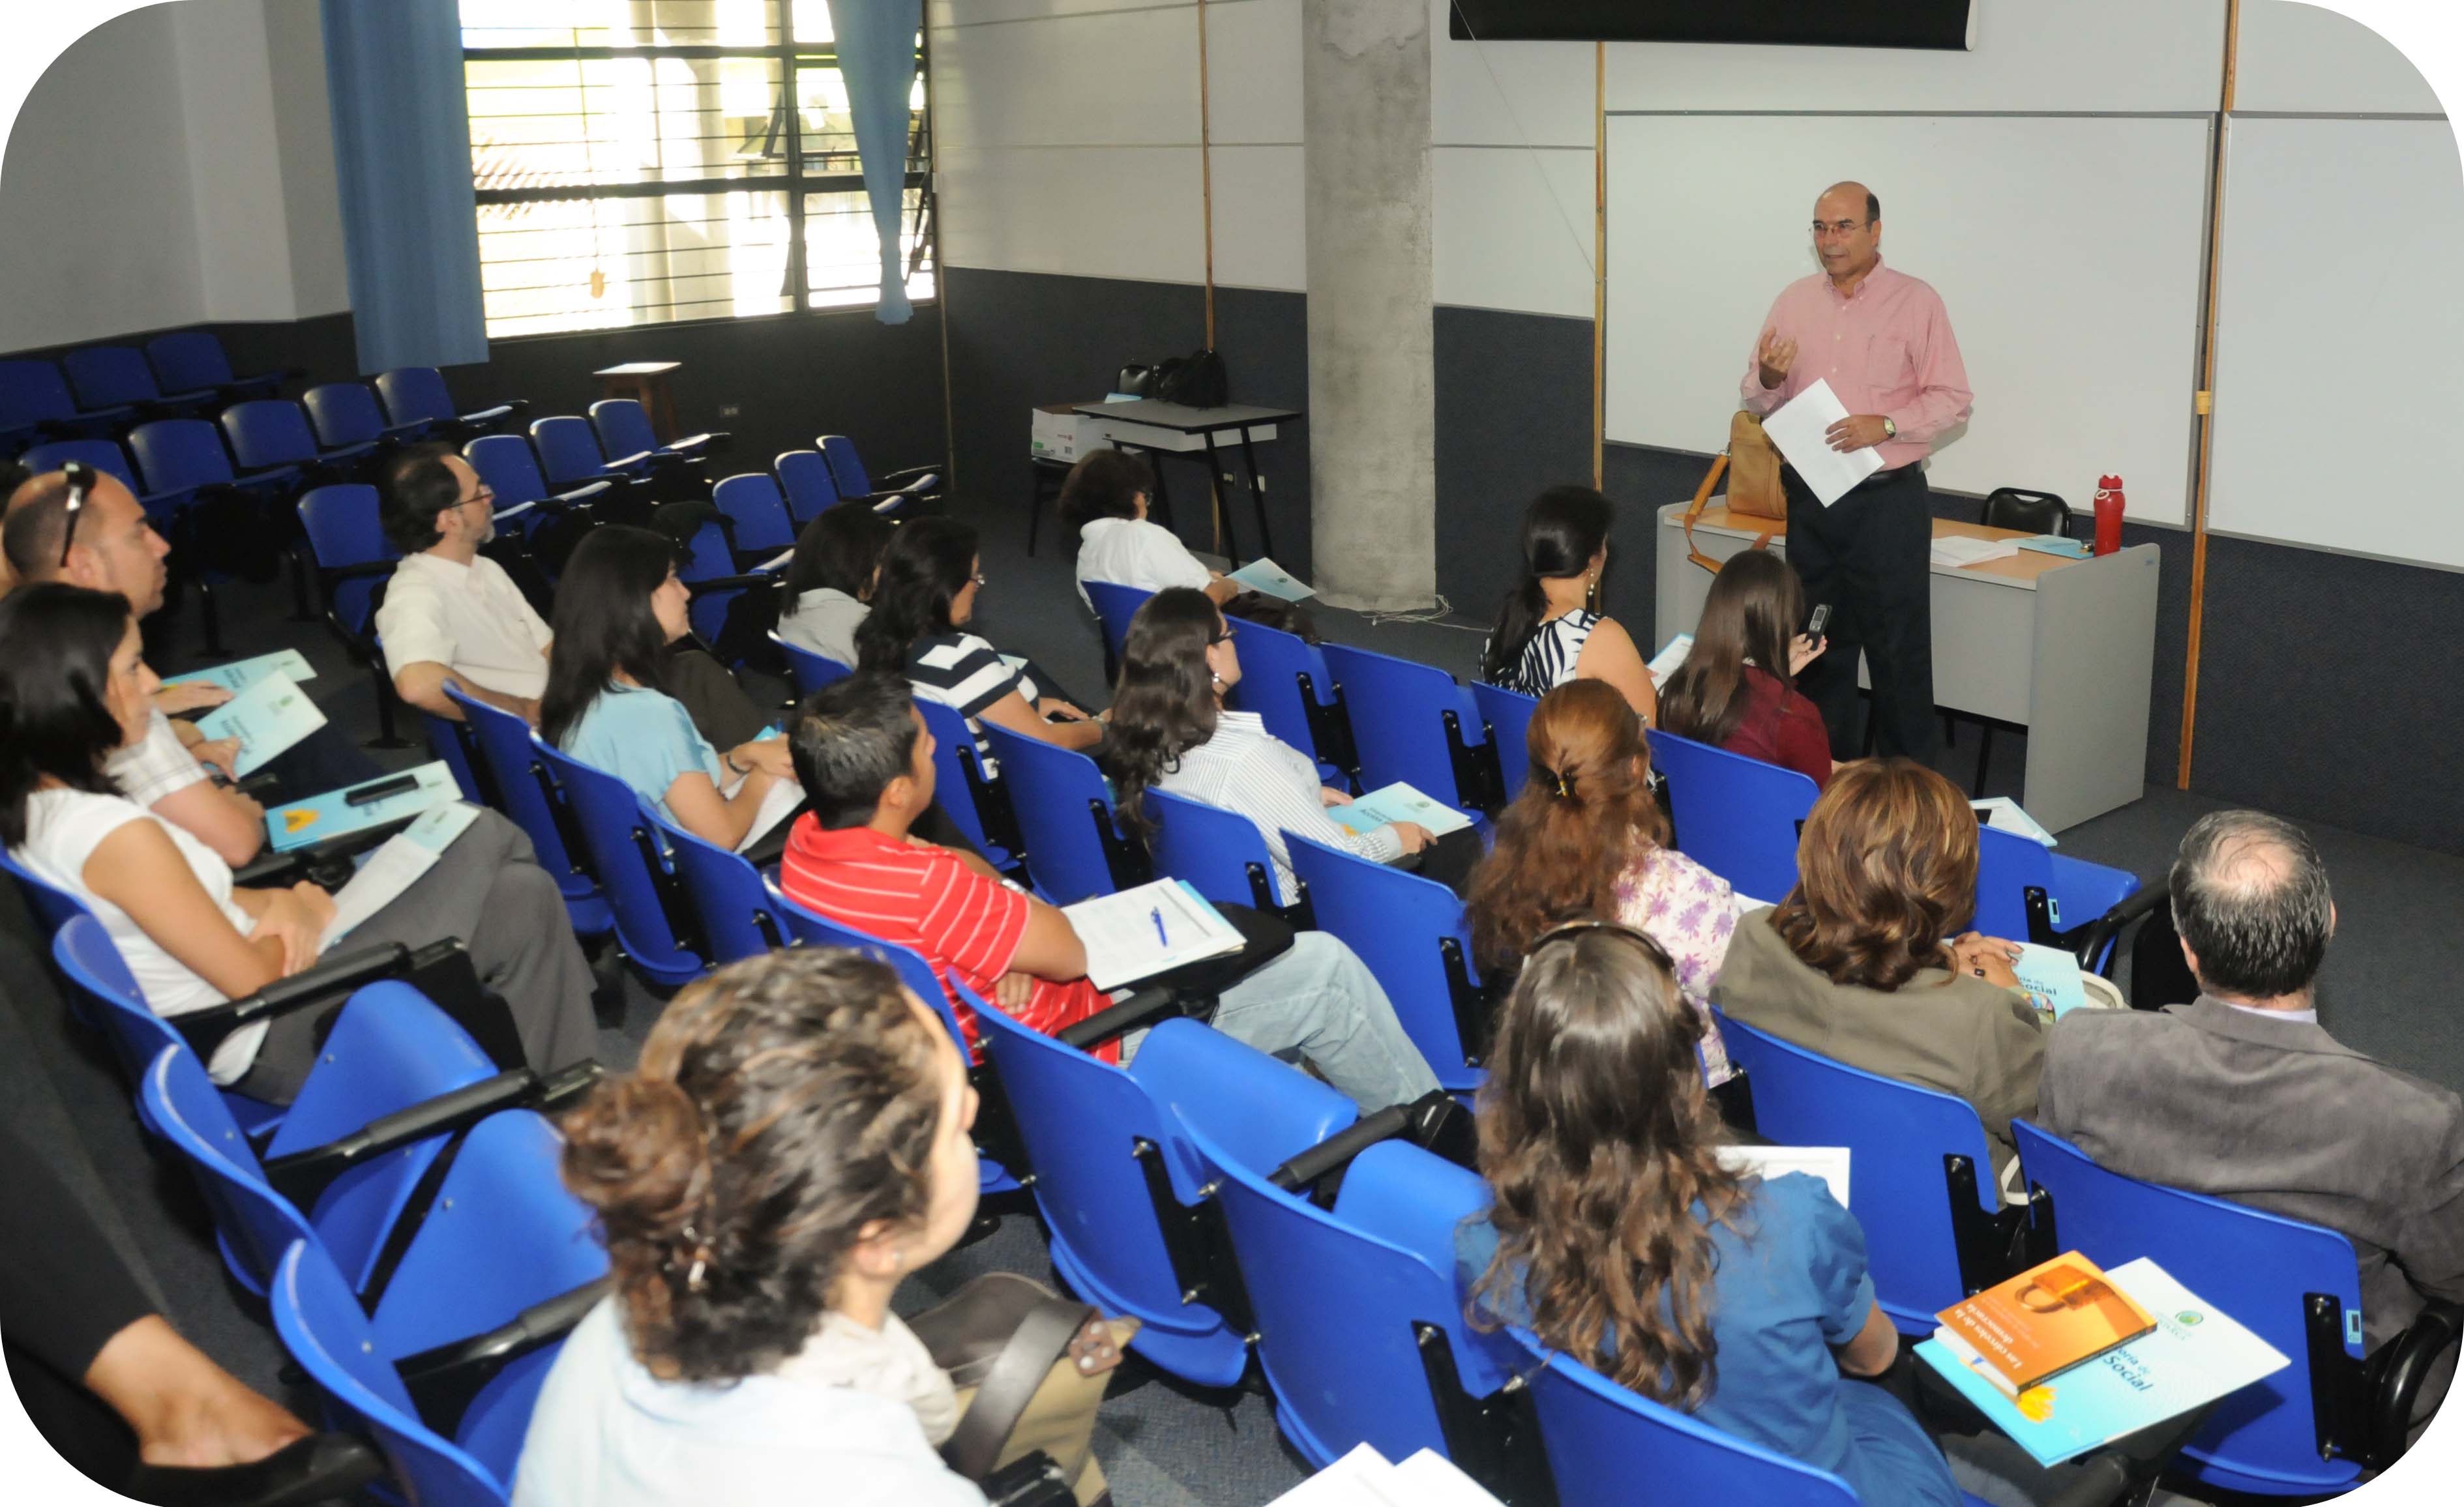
2170, 810, 2335, 1003
1817, 181, 1880, 225
1811, 183, 1882, 286
3, 468, 170, 616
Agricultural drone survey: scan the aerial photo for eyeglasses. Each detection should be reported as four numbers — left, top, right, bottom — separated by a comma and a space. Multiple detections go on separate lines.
1527, 917, 1675, 973
57, 461, 96, 568
968, 571, 987, 588
1207, 626, 1232, 647
460, 484, 496, 512
1811, 218, 1871, 239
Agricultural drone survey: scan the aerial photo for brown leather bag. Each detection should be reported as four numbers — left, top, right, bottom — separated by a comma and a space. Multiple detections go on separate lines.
1684, 411, 1787, 572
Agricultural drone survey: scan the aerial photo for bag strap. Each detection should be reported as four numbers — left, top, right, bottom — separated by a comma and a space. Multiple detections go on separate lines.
941, 1296, 1102, 1481
1683, 449, 1781, 575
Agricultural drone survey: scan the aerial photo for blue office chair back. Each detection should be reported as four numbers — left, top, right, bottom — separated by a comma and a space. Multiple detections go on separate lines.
675, 519, 749, 643
222, 399, 323, 473
713, 471, 795, 553
658, 812, 791, 963
138, 1042, 311, 1297
51, 913, 277, 1135
777, 637, 853, 696
21, 437, 140, 492
1283, 830, 1485, 1092
530, 415, 614, 488
441, 686, 609, 926
774, 448, 840, 522
0, 360, 87, 427
589, 398, 661, 461
1468, 682, 1538, 800
128, 418, 241, 492
462, 433, 550, 507
145, 332, 243, 395
420, 712, 490, 806
1223, 617, 1349, 782
531, 740, 707, 988
376, 367, 455, 428
296, 483, 396, 634
303, 383, 404, 449
1715, 1012, 2004, 1332
818, 433, 874, 495
2011, 1120, 2363, 1497
1082, 580, 1153, 681
64, 346, 170, 409
981, 724, 1141, 905
1646, 727, 1817, 905
1974, 825, 2139, 971
4, 846, 103, 941
1318, 641, 1492, 817
912, 697, 1015, 873
1513, 1329, 1862, 1507
1144, 786, 1289, 911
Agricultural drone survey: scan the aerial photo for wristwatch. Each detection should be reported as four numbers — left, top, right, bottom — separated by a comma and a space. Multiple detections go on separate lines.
1880, 416, 1899, 441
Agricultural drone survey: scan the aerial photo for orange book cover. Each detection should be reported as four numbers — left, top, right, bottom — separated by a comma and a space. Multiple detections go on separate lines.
1934, 1253, 2156, 1397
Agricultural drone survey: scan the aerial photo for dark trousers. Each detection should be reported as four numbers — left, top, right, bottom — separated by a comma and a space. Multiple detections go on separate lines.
1781, 463, 1939, 763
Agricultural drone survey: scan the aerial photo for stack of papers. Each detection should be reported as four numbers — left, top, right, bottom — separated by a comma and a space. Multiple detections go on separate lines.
1323, 782, 1474, 838
321, 804, 482, 948
1931, 535, 2025, 569
1270, 1444, 1503, 1506
1064, 879, 1246, 991
265, 762, 462, 853
161, 649, 316, 695
193, 671, 329, 777
1717, 1144, 1850, 1207
1972, 797, 2058, 847
1647, 633, 1694, 690
1761, 379, 1882, 505
1226, 557, 1314, 602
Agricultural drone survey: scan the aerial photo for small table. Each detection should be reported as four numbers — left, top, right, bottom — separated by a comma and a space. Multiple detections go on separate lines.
595, 361, 682, 443
1075, 400, 1302, 566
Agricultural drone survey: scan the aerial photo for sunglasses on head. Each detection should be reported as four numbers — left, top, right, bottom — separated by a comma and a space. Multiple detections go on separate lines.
57, 461, 97, 568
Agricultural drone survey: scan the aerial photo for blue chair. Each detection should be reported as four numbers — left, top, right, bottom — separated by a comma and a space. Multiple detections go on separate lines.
463, 432, 614, 537
914, 697, 1021, 877
1469, 681, 1538, 800
1318, 641, 1498, 821
297, 483, 410, 748
1226, 617, 1356, 786
531, 414, 645, 490
4, 848, 102, 944
775, 636, 853, 696
973, 1008, 1354, 1386
774, 448, 841, 523
145, 330, 289, 402
128, 415, 299, 495
1284, 830, 1487, 1094
713, 471, 797, 555
421, 711, 490, 806
818, 432, 938, 508
0, 358, 134, 440
1082, 579, 1154, 684
224, 398, 378, 476
1145, 786, 1293, 912
591, 397, 718, 465
1973, 825, 2140, 973
1647, 727, 1817, 905
532, 741, 708, 989
53, 914, 282, 1137
65, 345, 216, 413
304, 381, 427, 449
657, 812, 792, 964
981, 724, 1145, 905
442, 687, 614, 938
1716, 1012, 2017, 1333
378, 366, 525, 434
19, 437, 189, 524
675, 518, 777, 649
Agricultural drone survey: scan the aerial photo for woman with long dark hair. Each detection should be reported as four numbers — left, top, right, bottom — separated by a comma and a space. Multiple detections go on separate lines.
777, 501, 895, 667
1459, 923, 1959, 1507
1659, 549, 1833, 789
1105, 588, 1485, 897
1480, 486, 1657, 720
0, 583, 596, 1102
854, 516, 1101, 764
544, 527, 801, 855
1463, 679, 1739, 1079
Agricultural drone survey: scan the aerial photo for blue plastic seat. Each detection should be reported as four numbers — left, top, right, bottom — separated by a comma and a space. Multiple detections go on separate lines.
1283, 830, 1487, 1094
1225, 617, 1355, 785
128, 416, 297, 495
1468, 681, 1538, 800
1082, 579, 1154, 684
1646, 727, 1817, 905
1973, 825, 2140, 971
145, 330, 286, 402
591, 397, 716, 465
712, 471, 797, 554
19, 437, 188, 523
1146, 785, 1292, 911
1318, 641, 1498, 821
463, 433, 613, 539
675, 518, 768, 646
655, 811, 792, 964
441, 686, 614, 937
0, 358, 133, 439
531, 415, 640, 488
421, 711, 490, 806
531, 740, 708, 989
973, 1008, 1354, 1386
913, 697, 1020, 876
225, 398, 378, 475
981, 723, 1144, 905
774, 448, 841, 523
378, 366, 523, 433
775, 636, 853, 696
1716, 1012, 2015, 1333
818, 432, 937, 509
297, 482, 408, 747
304, 381, 426, 449
65, 345, 216, 413
52, 914, 282, 1139
2011, 1121, 2375, 1497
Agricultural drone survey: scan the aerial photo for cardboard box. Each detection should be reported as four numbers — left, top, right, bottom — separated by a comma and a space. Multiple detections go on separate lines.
1031, 403, 1112, 464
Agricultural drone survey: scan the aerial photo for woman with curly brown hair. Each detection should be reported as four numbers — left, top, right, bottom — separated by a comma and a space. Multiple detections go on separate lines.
515, 948, 989, 1507
1464, 679, 1743, 1079
1711, 757, 2043, 1178
1457, 923, 1959, 1507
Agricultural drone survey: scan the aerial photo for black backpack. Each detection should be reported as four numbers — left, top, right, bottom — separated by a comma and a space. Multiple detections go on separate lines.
1153, 347, 1229, 409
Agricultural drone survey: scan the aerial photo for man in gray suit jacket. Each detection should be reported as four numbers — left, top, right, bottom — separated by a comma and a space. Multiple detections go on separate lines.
2038, 812, 2464, 1410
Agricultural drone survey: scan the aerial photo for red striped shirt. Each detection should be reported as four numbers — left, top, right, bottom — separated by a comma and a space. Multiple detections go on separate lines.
778, 817, 1114, 1061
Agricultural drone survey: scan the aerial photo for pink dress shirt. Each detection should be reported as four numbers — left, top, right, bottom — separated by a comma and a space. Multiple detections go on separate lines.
1738, 259, 1974, 473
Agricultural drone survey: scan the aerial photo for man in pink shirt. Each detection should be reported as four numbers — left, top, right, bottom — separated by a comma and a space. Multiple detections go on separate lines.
1740, 181, 1972, 763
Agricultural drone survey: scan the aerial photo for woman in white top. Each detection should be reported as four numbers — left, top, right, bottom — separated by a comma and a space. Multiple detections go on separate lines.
776, 501, 894, 667
1480, 486, 1657, 723
0, 584, 597, 1102
1105, 589, 1494, 899
518, 949, 994, 1507
1060, 449, 1235, 615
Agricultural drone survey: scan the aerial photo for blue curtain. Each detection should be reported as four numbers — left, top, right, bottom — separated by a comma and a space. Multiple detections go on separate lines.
321, 0, 488, 373
827, 0, 923, 325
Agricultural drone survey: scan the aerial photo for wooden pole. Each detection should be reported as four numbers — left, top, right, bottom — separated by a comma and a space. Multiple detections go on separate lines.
1593, 41, 1606, 490
1198, 0, 1217, 348
2178, 0, 2238, 787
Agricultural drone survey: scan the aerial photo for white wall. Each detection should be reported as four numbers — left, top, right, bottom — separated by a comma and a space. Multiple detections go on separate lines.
0, 0, 348, 353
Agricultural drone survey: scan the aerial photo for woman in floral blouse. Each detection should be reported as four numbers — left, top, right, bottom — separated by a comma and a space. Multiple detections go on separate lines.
1466, 680, 1740, 1082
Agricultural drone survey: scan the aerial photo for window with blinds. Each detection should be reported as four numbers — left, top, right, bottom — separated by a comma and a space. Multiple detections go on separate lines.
460, 1, 934, 338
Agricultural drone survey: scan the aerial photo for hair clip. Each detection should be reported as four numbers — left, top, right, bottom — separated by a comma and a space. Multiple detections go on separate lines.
1555, 768, 1576, 799
679, 1223, 710, 1293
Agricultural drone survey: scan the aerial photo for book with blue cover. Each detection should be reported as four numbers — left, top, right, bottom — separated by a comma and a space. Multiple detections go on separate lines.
2018, 534, 2091, 559
1324, 782, 1474, 838
2013, 942, 2092, 1021
192, 671, 327, 776
265, 762, 462, 853
160, 649, 316, 696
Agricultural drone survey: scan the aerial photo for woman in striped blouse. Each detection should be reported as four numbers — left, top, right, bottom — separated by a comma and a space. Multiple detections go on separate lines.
1480, 486, 1657, 723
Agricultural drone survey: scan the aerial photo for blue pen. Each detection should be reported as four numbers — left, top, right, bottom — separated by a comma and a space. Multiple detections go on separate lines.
1150, 906, 1169, 945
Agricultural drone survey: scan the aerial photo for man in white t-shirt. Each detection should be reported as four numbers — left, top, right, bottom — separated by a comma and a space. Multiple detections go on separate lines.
374, 446, 553, 724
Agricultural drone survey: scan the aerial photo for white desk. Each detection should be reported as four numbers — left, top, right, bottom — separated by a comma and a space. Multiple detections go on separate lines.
1655, 501, 2160, 832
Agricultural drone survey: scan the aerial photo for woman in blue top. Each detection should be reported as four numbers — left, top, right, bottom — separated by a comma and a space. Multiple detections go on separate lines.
1457, 921, 1959, 1507
543, 527, 801, 855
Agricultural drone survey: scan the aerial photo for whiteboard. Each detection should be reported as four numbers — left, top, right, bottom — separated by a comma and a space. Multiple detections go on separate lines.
1605, 114, 2212, 521
2207, 117, 2464, 572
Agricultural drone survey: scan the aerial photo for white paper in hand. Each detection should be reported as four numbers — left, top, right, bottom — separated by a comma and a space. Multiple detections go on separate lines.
1760, 379, 1882, 505
1718, 1144, 1851, 1208
1648, 634, 1694, 690
320, 804, 481, 948
1226, 557, 1315, 602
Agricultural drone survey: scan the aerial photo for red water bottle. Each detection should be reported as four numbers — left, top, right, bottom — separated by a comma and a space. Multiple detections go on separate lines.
2092, 475, 2124, 556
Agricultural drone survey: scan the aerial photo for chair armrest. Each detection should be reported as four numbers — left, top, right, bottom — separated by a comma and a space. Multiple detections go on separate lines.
684, 572, 786, 598
2369, 1298, 2464, 1465
547, 478, 614, 508
171, 942, 415, 1060
260, 1066, 535, 1208
315, 559, 396, 585
2036, 1453, 2132, 1507
2069, 876, 2171, 977
396, 1274, 613, 1440
665, 431, 728, 454
1270, 1101, 1415, 1194
602, 448, 661, 471
1056, 988, 1189, 1051
877, 462, 942, 486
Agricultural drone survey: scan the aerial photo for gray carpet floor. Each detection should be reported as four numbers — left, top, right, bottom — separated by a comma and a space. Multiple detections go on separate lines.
9, 488, 2459, 1506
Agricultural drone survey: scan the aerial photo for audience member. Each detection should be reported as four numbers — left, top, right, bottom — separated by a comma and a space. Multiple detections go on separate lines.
520, 949, 991, 1507
1106, 588, 1483, 898
1659, 549, 1834, 790
1465, 680, 1739, 1081
542, 527, 801, 856
777, 674, 1440, 1113
1459, 922, 1959, 1507
0, 583, 599, 1101
778, 501, 895, 667
2039, 812, 2464, 1416
376, 444, 553, 725
1710, 758, 2041, 1177
1481, 486, 1657, 722
855, 517, 1102, 765
1061, 448, 1235, 611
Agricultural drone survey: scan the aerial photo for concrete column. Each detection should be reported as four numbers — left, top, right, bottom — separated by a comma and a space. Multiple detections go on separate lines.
1302, 0, 1434, 611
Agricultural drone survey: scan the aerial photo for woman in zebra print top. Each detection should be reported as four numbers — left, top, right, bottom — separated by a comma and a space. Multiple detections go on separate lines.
1480, 486, 1657, 722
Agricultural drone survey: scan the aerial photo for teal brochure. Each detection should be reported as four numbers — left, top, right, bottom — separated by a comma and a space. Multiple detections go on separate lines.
265, 762, 461, 853
192, 672, 328, 777
2013, 942, 2091, 1020
160, 648, 316, 695
2019, 534, 2091, 559
1225, 557, 1314, 602
1324, 782, 1473, 838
